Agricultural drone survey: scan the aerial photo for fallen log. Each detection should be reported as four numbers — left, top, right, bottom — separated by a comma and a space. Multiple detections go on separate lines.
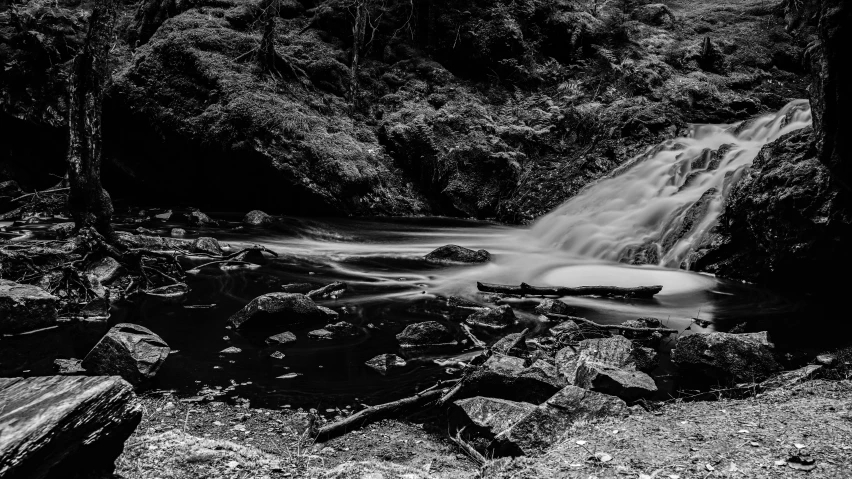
0, 376, 142, 479
316, 386, 447, 440
546, 313, 678, 335
477, 281, 663, 298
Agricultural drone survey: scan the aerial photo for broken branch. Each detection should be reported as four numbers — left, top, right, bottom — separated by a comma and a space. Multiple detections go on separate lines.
477, 281, 663, 298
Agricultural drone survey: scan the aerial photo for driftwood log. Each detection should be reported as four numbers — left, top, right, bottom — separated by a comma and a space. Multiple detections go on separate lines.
546, 313, 678, 335
477, 282, 663, 298
316, 383, 455, 440
0, 376, 142, 479
306, 281, 347, 300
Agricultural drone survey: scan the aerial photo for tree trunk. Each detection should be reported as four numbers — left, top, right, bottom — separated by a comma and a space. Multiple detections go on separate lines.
67, 0, 116, 239
349, 1, 367, 109
811, 0, 851, 190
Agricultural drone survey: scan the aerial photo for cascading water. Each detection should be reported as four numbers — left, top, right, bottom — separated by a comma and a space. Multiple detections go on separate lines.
527, 99, 813, 268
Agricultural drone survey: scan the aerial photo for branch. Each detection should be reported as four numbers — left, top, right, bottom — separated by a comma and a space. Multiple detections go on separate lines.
11, 187, 69, 203
306, 281, 347, 300
477, 282, 663, 298
449, 427, 486, 466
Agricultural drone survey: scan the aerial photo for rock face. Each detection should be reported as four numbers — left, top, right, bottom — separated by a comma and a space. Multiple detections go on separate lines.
555, 336, 657, 401
228, 293, 337, 329
0, 280, 59, 334
425, 245, 491, 264
365, 354, 407, 374
494, 385, 628, 455
0, 376, 142, 479
465, 305, 516, 330
396, 321, 456, 347
671, 331, 781, 383
463, 354, 563, 404
82, 323, 171, 386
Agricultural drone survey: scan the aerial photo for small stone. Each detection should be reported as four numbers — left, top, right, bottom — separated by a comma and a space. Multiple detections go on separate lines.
192, 237, 223, 256
815, 354, 836, 366
243, 210, 273, 226
396, 321, 456, 348
277, 373, 300, 379
170, 228, 186, 237
86, 257, 123, 284
365, 354, 407, 374
220, 347, 242, 354
266, 331, 297, 345
269, 351, 286, 360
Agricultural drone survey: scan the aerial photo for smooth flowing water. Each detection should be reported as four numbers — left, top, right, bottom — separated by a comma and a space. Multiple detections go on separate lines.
1, 100, 829, 409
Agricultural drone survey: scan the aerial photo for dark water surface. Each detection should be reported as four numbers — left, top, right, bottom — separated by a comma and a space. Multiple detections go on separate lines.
0, 216, 840, 410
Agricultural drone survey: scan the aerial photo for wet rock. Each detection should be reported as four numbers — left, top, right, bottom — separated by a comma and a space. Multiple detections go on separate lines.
269, 351, 286, 360
82, 323, 171, 386
0, 280, 59, 334
180, 208, 219, 227
494, 385, 628, 455
192, 237, 223, 256
620, 317, 665, 347
463, 354, 562, 404
265, 331, 297, 346
396, 321, 456, 348
671, 331, 781, 383
220, 347, 241, 354
491, 331, 528, 357
243, 210, 273, 226
307, 321, 359, 340
47, 222, 75, 239
0, 376, 142, 479
760, 365, 822, 391
86, 257, 123, 284
465, 305, 516, 331
228, 293, 338, 329
631, 3, 675, 26
365, 354, 407, 374
53, 358, 86, 375
534, 299, 573, 316
170, 228, 186, 237
816, 354, 836, 366
551, 317, 609, 341
425, 245, 491, 264
631, 346, 659, 372
555, 336, 657, 400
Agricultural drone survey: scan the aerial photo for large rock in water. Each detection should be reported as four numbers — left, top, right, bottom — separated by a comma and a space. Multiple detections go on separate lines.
493, 385, 628, 455
0, 376, 142, 479
228, 293, 337, 329
82, 323, 171, 386
555, 335, 657, 401
671, 331, 781, 382
106, 10, 427, 216
0, 280, 59, 334
425, 245, 491, 264
396, 321, 457, 348
465, 305, 516, 330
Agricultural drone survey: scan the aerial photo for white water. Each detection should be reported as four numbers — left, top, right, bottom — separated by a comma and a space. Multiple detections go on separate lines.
526, 99, 813, 267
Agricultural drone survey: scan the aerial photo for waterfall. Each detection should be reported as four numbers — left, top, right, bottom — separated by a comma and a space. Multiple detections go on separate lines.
528, 99, 813, 268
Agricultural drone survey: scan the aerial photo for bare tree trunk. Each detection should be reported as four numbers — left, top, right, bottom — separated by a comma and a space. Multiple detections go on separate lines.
349, 0, 367, 109
67, 0, 116, 239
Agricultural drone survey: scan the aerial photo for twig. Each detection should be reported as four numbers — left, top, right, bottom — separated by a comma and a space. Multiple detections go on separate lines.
449, 427, 486, 466
11, 187, 69, 202
461, 324, 486, 348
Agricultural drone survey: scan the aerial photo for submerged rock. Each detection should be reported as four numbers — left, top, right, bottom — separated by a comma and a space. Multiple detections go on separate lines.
228, 293, 337, 329
192, 237, 223, 256
365, 354, 408, 374
0, 279, 59, 334
82, 323, 171, 386
671, 331, 781, 382
307, 321, 359, 340
494, 385, 628, 455
465, 305, 516, 330
396, 321, 456, 348
265, 331, 297, 345
425, 245, 491, 264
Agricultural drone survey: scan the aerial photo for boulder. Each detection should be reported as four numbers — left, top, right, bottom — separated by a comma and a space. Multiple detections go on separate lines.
494, 385, 628, 455
631, 3, 675, 26
465, 305, 516, 331
0, 376, 142, 479
53, 358, 86, 375
192, 237, 223, 256
425, 245, 491, 264
631, 346, 659, 372
81, 323, 171, 386
760, 365, 822, 391
181, 208, 218, 227
463, 354, 563, 404
170, 228, 186, 237
228, 293, 337, 329
307, 321, 359, 340
450, 396, 535, 444
396, 321, 457, 348
619, 317, 665, 347
265, 331, 297, 345
671, 331, 781, 383
0, 280, 59, 334
534, 299, 573, 316
555, 336, 657, 400
365, 354, 407, 374
86, 257, 123, 284
243, 210, 273, 226
491, 331, 528, 357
